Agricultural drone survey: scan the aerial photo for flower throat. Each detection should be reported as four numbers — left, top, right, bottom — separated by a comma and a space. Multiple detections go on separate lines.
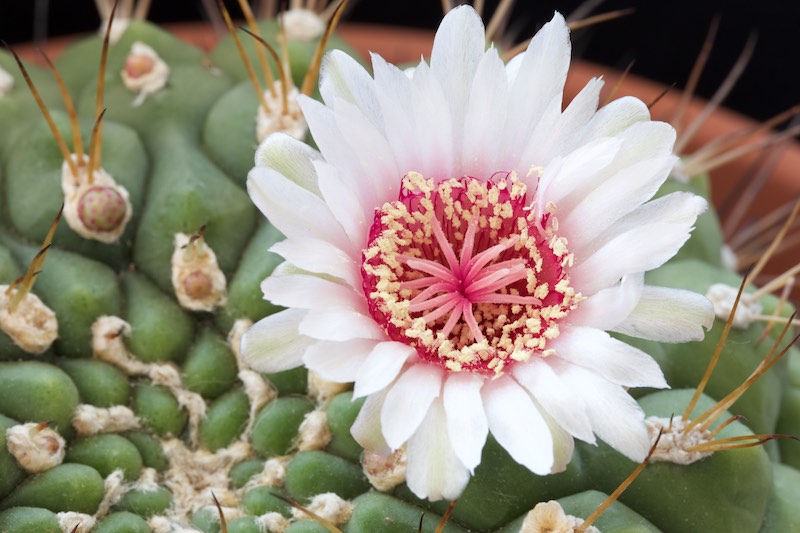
361, 172, 580, 376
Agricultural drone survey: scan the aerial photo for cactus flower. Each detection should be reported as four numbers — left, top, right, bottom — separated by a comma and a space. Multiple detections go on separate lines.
243, 6, 715, 501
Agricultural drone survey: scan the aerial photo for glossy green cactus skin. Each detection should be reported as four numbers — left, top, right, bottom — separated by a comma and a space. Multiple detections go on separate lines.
0, 16, 798, 533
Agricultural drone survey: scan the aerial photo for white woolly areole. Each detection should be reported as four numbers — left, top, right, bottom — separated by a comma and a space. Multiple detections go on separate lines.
282, 8, 326, 41
148, 516, 203, 533
61, 155, 132, 243
6, 422, 66, 473
57, 511, 95, 533
171, 232, 228, 312
0, 287, 58, 354
297, 409, 332, 451
90, 315, 206, 444
247, 456, 291, 489
121, 41, 170, 106
705, 283, 762, 329
362, 448, 407, 492
0, 65, 13, 98
307, 370, 350, 403
95, 469, 127, 519
256, 82, 307, 143
646, 415, 713, 465
520, 500, 599, 533
291, 492, 354, 525
72, 404, 141, 436
257, 512, 290, 532
159, 439, 252, 521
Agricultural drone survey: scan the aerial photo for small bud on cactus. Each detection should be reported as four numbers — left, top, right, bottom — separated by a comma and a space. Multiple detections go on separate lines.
171, 231, 227, 312
77, 185, 127, 232
121, 41, 170, 105
62, 157, 133, 243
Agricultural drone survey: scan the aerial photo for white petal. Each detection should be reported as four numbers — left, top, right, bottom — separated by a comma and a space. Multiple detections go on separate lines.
430, 4, 485, 156
247, 168, 352, 254
372, 53, 417, 172
562, 122, 677, 249
461, 46, 509, 178
567, 273, 643, 331
241, 309, 313, 373
253, 133, 322, 195
299, 307, 385, 342
537, 401, 575, 473
562, 364, 650, 461
504, 12, 570, 159
513, 358, 595, 444
552, 326, 667, 388
612, 285, 715, 342
302, 339, 378, 383
315, 160, 370, 250
381, 364, 444, 449
353, 342, 416, 399
261, 273, 363, 311
572, 192, 708, 295
298, 96, 378, 210
330, 98, 402, 203
351, 387, 391, 455
319, 49, 382, 130
443, 373, 488, 472
575, 95, 650, 144
519, 77, 603, 168
269, 238, 361, 290
406, 398, 470, 501
482, 377, 554, 475
408, 62, 454, 177
536, 137, 622, 215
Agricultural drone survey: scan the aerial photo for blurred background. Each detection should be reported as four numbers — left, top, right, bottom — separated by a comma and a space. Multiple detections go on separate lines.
0, 0, 798, 123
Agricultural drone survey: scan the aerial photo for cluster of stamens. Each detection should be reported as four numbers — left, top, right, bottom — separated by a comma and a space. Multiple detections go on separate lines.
362, 172, 579, 376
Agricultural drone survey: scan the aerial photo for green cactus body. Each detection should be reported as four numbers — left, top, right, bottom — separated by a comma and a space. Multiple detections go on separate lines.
0, 9, 798, 533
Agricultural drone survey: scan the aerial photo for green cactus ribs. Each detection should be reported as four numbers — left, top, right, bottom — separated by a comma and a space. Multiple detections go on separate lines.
0, 2, 799, 533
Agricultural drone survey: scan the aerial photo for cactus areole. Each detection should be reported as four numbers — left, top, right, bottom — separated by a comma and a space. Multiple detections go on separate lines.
243, 6, 715, 501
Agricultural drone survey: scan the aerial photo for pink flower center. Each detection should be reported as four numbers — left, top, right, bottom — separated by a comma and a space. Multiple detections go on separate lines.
361, 172, 580, 376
